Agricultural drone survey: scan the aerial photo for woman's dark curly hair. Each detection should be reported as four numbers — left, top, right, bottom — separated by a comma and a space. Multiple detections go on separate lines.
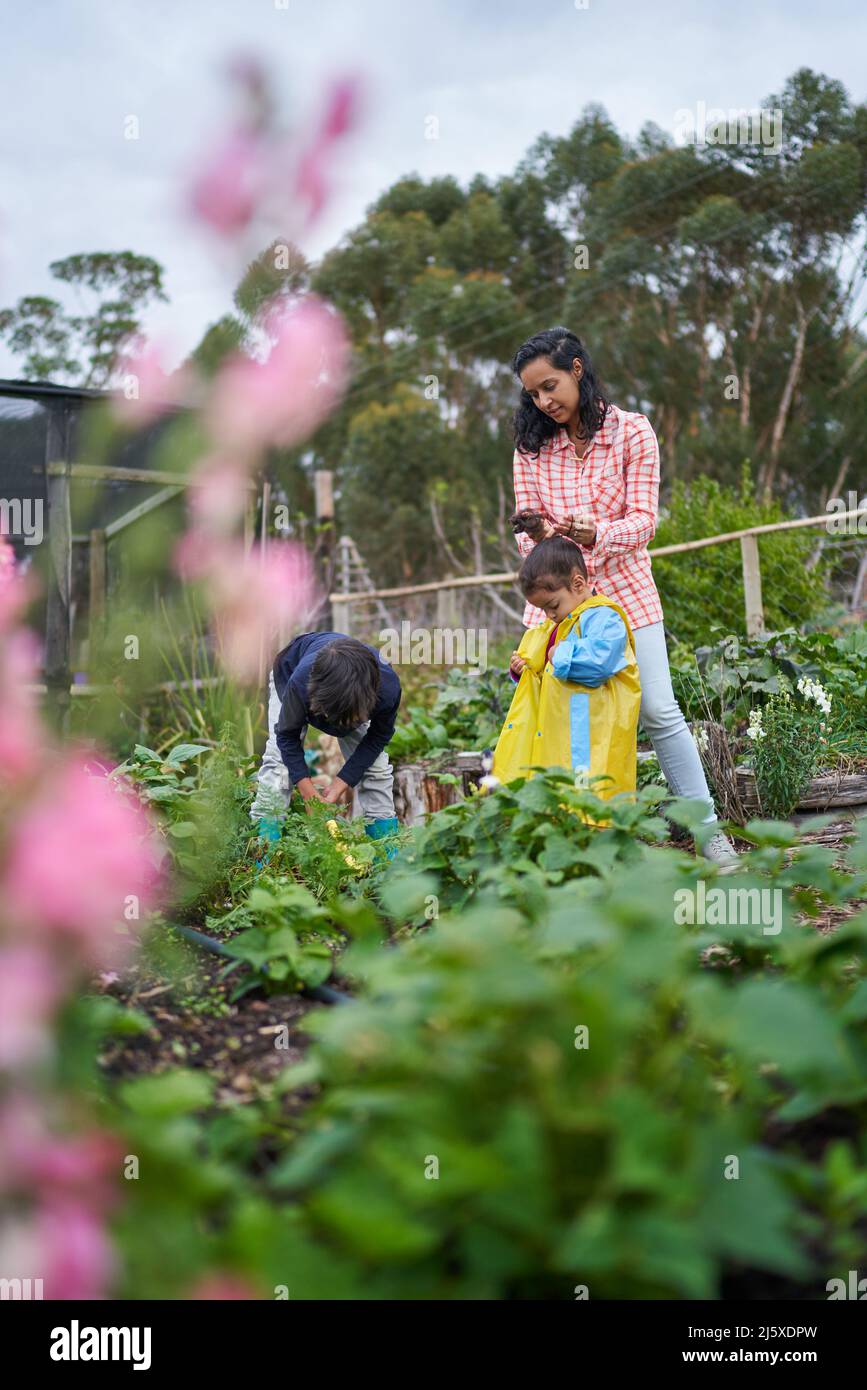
518, 536, 588, 598
512, 326, 610, 457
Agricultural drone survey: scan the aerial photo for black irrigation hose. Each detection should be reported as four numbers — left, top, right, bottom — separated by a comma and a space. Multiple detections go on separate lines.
169, 921, 354, 1007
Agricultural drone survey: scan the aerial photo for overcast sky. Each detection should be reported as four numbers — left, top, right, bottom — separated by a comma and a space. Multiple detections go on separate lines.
1, 0, 865, 381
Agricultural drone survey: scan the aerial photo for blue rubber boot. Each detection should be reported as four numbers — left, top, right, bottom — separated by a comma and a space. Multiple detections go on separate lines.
364, 816, 400, 861
257, 817, 282, 844
253, 816, 282, 872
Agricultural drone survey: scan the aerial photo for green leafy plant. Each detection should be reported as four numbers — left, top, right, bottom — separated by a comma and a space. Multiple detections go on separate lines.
90, 788, 867, 1300
218, 881, 337, 999
384, 768, 670, 917
389, 665, 515, 760
263, 837, 867, 1299
254, 800, 383, 901
747, 690, 829, 818
113, 724, 257, 913
671, 625, 867, 761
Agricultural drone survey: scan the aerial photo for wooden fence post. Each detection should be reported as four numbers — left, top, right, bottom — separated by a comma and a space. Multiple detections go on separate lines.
435, 580, 460, 630
314, 470, 335, 630
740, 534, 764, 636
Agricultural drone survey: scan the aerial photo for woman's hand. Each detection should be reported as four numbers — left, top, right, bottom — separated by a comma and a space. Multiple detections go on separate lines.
510, 509, 556, 542
509, 651, 527, 677
552, 514, 597, 546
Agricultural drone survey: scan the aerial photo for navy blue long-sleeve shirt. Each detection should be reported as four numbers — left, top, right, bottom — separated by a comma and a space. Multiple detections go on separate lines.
273, 632, 402, 789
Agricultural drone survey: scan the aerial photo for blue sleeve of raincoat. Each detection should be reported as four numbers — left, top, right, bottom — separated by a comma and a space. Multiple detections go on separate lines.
550, 607, 628, 687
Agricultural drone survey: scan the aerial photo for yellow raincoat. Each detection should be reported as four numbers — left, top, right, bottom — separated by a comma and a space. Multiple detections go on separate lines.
492, 595, 641, 798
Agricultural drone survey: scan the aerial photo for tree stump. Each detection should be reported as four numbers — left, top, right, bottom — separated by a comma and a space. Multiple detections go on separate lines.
393, 751, 484, 826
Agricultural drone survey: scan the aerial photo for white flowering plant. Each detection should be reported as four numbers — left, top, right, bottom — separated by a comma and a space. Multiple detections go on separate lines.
747, 679, 836, 817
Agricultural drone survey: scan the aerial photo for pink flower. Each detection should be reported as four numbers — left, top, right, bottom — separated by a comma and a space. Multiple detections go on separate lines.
0, 627, 44, 782
3, 754, 163, 966
112, 343, 194, 428
173, 535, 316, 681
39, 1198, 116, 1300
294, 75, 364, 228
207, 295, 349, 454
0, 1196, 116, 1300
0, 539, 32, 632
214, 542, 316, 681
188, 454, 253, 536
0, 945, 62, 1069
0, 1097, 121, 1206
190, 128, 267, 236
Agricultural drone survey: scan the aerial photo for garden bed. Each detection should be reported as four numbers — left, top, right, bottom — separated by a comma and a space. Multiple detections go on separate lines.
736, 765, 867, 815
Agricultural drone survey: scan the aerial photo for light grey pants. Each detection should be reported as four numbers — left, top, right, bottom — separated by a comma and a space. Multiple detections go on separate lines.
633, 621, 717, 824
250, 673, 395, 822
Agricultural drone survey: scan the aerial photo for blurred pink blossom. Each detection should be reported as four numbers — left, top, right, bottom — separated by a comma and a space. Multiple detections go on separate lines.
0, 946, 62, 1069
213, 541, 316, 681
188, 454, 253, 536
0, 539, 31, 631
3, 755, 163, 966
295, 75, 363, 228
190, 128, 266, 236
0, 627, 44, 782
0, 1196, 115, 1300
190, 70, 362, 242
0, 1096, 121, 1205
112, 343, 195, 428
207, 295, 349, 454
38, 1199, 116, 1300
174, 535, 315, 682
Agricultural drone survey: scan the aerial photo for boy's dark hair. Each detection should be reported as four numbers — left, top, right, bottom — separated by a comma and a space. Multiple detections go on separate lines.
518, 536, 588, 597
308, 637, 381, 728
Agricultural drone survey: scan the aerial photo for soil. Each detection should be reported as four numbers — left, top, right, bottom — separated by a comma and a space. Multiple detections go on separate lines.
99, 943, 325, 1110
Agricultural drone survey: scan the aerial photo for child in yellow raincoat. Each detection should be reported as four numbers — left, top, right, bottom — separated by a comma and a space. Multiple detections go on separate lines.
492, 537, 641, 797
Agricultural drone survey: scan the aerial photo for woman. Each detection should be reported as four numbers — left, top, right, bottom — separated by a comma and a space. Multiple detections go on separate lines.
509, 325, 738, 867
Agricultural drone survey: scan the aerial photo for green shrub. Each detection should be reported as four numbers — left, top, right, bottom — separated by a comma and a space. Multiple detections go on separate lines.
654, 467, 830, 648
389, 665, 515, 760
669, 626, 867, 764
114, 723, 257, 915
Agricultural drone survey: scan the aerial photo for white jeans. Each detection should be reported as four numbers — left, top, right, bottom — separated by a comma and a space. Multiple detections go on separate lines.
250, 673, 395, 822
633, 622, 716, 824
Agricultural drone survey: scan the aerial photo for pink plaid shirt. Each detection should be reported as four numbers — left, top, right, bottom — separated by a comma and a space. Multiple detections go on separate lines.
513, 403, 664, 631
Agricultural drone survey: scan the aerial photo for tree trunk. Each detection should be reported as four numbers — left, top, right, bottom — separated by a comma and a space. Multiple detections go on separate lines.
761, 296, 811, 500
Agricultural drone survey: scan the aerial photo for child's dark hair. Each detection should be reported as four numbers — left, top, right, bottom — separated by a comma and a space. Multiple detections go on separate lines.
308, 637, 381, 727
518, 536, 587, 598
512, 326, 610, 457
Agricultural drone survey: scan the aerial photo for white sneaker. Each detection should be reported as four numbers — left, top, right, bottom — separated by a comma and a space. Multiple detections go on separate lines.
700, 832, 740, 873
